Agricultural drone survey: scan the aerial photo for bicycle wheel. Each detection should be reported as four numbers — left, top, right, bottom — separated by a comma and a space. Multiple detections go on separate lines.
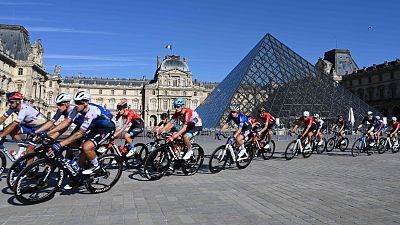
14, 158, 64, 205
392, 139, 400, 153
209, 145, 229, 173
302, 142, 313, 158
284, 141, 298, 160
261, 140, 275, 160
236, 144, 254, 169
377, 139, 387, 154
182, 143, 204, 175
144, 146, 171, 180
0, 151, 6, 176
326, 137, 335, 152
315, 138, 327, 154
338, 137, 349, 152
7, 153, 39, 191
85, 154, 123, 193
351, 140, 361, 157
125, 143, 148, 169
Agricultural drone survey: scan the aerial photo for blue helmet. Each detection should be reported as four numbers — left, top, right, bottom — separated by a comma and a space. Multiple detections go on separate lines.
173, 97, 185, 108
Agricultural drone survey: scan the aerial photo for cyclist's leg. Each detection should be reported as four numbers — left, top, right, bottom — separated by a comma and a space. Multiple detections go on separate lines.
125, 123, 144, 157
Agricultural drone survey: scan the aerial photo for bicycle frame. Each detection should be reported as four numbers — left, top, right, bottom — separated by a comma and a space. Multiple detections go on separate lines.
0, 139, 29, 162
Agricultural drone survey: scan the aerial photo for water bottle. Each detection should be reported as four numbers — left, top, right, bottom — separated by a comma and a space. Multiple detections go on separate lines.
69, 159, 79, 172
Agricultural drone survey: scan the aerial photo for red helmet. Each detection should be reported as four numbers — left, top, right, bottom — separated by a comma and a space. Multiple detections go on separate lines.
6, 92, 23, 101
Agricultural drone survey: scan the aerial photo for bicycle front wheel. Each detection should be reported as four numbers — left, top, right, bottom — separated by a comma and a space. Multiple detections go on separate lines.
144, 146, 171, 180
326, 137, 335, 152
14, 158, 63, 205
86, 154, 123, 193
284, 141, 298, 160
125, 143, 148, 169
0, 151, 6, 176
315, 138, 327, 154
182, 143, 204, 176
338, 137, 349, 152
209, 145, 228, 173
7, 153, 39, 191
392, 139, 400, 153
261, 140, 275, 160
351, 140, 361, 157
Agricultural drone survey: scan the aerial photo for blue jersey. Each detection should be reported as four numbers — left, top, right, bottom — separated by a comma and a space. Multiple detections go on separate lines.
68, 103, 114, 131
226, 112, 251, 130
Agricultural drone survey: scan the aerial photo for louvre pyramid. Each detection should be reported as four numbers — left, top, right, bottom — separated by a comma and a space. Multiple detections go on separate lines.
196, 33, 378, 128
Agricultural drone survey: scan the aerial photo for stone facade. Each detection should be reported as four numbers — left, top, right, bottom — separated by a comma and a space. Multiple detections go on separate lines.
0, 24, 53, 118
58, 55, 218, 127
340, 60, 400, 117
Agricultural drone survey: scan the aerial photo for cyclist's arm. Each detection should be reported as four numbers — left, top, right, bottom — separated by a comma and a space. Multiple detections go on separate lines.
33, 120, 55, 134
47, 119, 72, 136
0, 121, 19, 138
220, 123, 229, 132
0, 115, 7, 125
339, 124, 344, 132
59, 128, 85, 146
113, 124, 128, 138
291, 124, 299, 133
234, 127, 242, 139
159, 121, 174, 133
259, 123, 268, 134
171, 124, 188, 139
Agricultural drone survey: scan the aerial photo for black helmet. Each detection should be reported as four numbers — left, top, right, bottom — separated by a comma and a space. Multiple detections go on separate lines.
161, 113, 168, 119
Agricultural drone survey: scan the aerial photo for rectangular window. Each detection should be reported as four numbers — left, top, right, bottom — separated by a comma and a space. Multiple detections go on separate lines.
379, 74, 383, 81
17, 84, 22, 92
18, 68, 23, 75
194, 92, 197, 96
133, 101, 138, 110
163, 100, 167, 110
111, 90, 114, 95
49, 81, 52, 88
358, 79, 361, 85
99, 89, 102, 94
368, 77, 371, 83
123, 90, 127, 95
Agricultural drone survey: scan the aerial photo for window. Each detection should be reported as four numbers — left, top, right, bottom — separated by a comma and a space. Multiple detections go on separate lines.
151, 99, 157, 110
47, 93, 52, 104
99, 89, 102, 94
152, 90, 156, 95
379, 74, 383, 81
164, 90, 167, 95
391, 72, 394, 79
173, 79, 177, 87
18, 68, 23, 75
49, 81, 52, 87
163, 100, 168, 110
358, 79, 362, 85
133, 99, 139, 110
111, 90, 114, 95
17, 84, 22, 92
123, 90, 127, 95
368, 77, 371, 83
194, 92, 197, 96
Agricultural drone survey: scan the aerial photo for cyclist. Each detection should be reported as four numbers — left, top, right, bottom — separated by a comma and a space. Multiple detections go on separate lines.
257, 107, 276, 149
355, 111, 381, 146
289, 111, 317, 151
376, 116, 386, 142
388, 117, 400, 146
152, 113, 170, 133
331, 115, 347, 139
313, 114, 325, 146
0, 92, 47, 157
47, 91, 115, 175
217, 104, 251, 158
32, 93, 74, 138
245, 112, 260, 131
158, 98, 203, 160
113, 100, 144, 157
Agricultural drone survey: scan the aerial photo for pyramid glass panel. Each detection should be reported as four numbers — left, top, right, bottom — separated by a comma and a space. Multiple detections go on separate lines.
196, 33, 379, 128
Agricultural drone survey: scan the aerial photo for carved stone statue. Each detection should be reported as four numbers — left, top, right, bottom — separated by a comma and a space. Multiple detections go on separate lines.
53, 65, 61, 75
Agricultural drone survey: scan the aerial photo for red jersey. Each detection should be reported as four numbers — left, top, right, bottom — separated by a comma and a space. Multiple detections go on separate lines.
389, 121, 400, 129
298, 116, 316, 127
258, 112, 275, 125
116, 109, 142, 126
172, 108, 202, 127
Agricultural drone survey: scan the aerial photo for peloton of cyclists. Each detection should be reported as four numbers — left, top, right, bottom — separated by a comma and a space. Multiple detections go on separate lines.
289, 111, 317, 151
355, 111, 382, 146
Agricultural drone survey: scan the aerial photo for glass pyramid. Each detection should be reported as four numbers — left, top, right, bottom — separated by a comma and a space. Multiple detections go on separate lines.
196, 33, 379, 128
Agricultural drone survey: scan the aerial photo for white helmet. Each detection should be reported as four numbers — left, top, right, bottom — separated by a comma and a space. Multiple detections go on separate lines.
229, 104, 240, 112
367, 111, 373, 116
55, 93, 72, 104
303, 111, 310, 117
375, 116, 380, 120
313, 113, 319, 118
392, 117, 397, 122
74, 91, 91, 101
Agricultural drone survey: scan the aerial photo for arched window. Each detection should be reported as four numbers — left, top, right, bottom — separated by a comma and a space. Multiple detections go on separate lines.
150, 99, 157, 110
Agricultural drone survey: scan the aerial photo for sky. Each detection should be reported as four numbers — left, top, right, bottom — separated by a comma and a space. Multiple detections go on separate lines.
1, 0, 399, 82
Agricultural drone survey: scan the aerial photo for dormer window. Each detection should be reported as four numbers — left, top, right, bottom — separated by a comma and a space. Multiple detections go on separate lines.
18, 68, 23, 75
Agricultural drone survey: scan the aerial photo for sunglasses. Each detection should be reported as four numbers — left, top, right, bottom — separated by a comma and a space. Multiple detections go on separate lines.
56, 103, 66, 106
174, 105, 182, 109
231, 111, 238, 113
7, 100, 18, 104
74, 100, 86, 105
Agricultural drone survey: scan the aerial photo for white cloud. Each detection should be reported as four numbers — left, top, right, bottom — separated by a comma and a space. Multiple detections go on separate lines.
27, 27, 114, 35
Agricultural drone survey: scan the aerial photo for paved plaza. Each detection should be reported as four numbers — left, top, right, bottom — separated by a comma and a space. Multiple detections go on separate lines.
0, 136, 400, 225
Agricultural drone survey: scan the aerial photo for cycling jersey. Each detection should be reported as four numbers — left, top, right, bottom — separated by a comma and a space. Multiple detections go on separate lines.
335, 119, 347, 128
68, 104, 114, 131
116, 109, 143, 127
258, 112, 275, 125
226, 112, 251, 130
4, 103, 46, 127
298, 116, 316, 127
171, 108, 202, 127
389, 121, 400, 129
314, 118, 325, 130
51, 105, 76, 122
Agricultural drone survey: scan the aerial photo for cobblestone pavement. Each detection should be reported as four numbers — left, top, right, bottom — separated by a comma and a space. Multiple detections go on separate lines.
0, 136, 399, 225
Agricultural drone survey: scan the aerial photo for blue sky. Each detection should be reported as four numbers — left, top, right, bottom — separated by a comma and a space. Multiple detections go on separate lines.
1, 0, 399, 82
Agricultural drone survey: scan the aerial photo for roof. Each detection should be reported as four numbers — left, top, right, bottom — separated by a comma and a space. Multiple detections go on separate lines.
159, 55, 189, 72
0, 24, 32, 60
62, 76, 149, 87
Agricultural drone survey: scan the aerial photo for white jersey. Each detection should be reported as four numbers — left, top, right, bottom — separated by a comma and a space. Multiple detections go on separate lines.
4, 103, 47, 127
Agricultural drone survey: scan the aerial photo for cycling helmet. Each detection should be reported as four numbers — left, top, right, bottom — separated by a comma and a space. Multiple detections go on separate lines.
375, 116, 381, 120
55, 93, 72, 103
367, 111, 373, 116
6, 92, 23, 101
303, 111, 310, 117
313, 113, 319, 118
173, 97, 185, 108
245, 112, 252, 118
392, 117, 397, 122
258, 107, 265, 113
338, 115, 343, 119
73, 91, 91, 101
161, 113, 168, 119
230, 104, 240, 112
117, 100, 129, 110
